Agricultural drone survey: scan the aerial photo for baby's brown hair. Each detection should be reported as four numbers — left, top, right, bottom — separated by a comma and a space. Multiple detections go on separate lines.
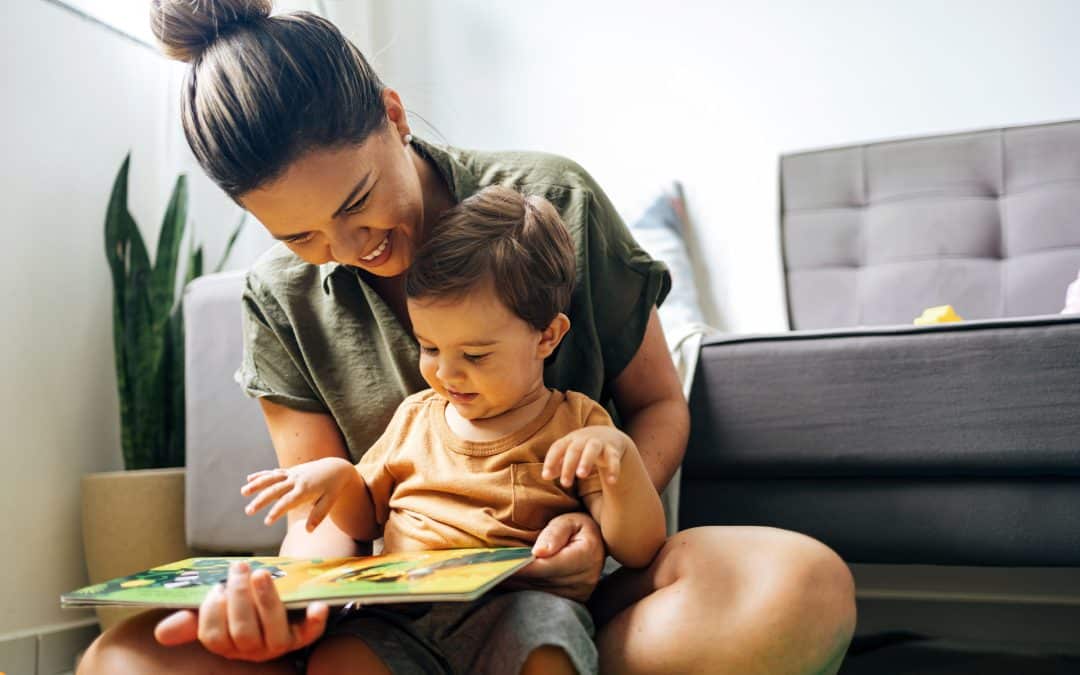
405, 186, 576, 330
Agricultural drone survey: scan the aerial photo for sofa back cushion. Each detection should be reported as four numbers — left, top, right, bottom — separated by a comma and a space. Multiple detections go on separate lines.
781, 120, 1080, 329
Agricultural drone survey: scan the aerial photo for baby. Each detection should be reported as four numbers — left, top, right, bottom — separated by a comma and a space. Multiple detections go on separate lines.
242, 185, 666, 675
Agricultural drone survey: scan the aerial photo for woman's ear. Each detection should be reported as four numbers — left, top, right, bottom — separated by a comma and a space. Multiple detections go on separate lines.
382, 88, 410, 138
537, 313, 571, 359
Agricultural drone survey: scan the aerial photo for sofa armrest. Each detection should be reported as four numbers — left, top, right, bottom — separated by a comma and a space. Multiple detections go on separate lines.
685, 315, 1080, 479
184, 272, 285, 553
679, 315, 1080, 565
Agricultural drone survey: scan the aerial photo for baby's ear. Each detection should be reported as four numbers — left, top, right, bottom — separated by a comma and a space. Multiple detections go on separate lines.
537, 313, 571, 358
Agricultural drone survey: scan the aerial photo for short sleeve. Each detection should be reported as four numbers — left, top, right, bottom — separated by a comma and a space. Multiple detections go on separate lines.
578, 398, 617, 497
584, 183, 672, 381
234, 273, 327, 412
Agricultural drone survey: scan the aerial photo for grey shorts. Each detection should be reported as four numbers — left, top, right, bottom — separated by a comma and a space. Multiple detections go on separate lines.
310, 589, 597, 675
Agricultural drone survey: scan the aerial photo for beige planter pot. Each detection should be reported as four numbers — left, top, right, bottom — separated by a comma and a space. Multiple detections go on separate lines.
81, 467, 195, 631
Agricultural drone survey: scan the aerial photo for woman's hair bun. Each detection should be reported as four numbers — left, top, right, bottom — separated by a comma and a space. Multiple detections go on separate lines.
149, 0, 272, 63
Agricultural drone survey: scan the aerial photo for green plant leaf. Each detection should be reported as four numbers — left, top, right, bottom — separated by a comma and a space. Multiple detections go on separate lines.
188, 245, 204, 287
122, 250, 157, 470
150, 174, 188, 323
214, 211, 247, 273
105, 154, 137, 466
105, 159, 222, 470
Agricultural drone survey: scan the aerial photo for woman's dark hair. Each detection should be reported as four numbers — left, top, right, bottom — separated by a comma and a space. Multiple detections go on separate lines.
149, 0, 387, 197
405, 186, 577, 331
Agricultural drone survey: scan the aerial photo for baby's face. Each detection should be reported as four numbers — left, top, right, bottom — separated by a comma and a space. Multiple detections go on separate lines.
408, 283, 550, 421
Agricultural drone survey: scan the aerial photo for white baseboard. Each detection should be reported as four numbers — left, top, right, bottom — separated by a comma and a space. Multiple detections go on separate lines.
0, 619, 99, 675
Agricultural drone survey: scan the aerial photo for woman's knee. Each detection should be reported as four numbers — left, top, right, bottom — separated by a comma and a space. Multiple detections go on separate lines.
758, 528, 856, 637
660, 527, 856, 644
78, 610, 168, 675
78, 610, 297, 675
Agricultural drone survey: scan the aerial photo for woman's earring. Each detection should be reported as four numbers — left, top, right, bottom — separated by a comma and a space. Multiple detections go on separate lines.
404, 133, 413, 145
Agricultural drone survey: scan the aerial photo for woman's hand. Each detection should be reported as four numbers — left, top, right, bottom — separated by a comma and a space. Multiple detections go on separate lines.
242, 457, 356, 531
512, 512, 606, 603
153, 561, 328, 662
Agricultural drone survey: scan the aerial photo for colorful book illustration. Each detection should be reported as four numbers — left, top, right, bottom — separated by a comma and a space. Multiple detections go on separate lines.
62, 547, 534, 609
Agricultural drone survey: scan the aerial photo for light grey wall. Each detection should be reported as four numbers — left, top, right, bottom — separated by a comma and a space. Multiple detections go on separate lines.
1, 0, 275, 635
370, 0, 1080, 331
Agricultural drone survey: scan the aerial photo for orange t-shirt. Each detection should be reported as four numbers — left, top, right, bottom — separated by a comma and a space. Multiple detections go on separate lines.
358, 389, 607, 553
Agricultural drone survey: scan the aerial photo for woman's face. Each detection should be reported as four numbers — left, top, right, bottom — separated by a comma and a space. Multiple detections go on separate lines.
238, 119, 427, 277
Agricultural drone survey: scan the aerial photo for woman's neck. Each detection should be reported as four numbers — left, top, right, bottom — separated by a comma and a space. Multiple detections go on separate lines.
411, 145, 456, 238
366, 274, 410, 332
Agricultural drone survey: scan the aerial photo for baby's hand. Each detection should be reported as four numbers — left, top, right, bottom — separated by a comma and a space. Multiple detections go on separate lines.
241, 457, 355, 532
543, 426, 635, 488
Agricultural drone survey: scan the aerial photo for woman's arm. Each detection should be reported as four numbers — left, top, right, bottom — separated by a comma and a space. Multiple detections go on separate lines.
611, 307, 690, 492
258, 399, 363, 557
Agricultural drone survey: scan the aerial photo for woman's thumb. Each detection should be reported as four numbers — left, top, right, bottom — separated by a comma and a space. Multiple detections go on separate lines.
292, 602, 329, 648
532, 516, 575, 558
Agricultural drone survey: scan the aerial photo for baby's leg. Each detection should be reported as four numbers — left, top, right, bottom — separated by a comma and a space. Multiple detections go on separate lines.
440, 590, 597, 675
306, 634, 392, 675
313, 604, 450, 674
521, 645, 577, 675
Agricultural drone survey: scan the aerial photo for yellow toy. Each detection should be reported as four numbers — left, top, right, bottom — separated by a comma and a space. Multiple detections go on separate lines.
914, 305, 963, 325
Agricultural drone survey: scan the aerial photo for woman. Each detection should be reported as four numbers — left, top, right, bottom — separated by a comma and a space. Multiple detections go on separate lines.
80, 2, 855, 673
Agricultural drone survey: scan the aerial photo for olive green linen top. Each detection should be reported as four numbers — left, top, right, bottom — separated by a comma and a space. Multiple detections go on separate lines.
236, 138, 670, 462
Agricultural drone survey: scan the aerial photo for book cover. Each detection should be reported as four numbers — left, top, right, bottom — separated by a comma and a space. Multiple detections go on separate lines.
62, 547, 534, 609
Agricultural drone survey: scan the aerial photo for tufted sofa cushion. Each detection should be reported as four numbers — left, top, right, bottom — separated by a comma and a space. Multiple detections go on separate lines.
782, 120, 1080, 329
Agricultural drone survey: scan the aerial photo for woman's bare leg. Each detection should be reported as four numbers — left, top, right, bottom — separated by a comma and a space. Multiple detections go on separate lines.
77, 610, 298, 675
520, 645, 576, 675
305, 634, 392, 675
591, 526, 856, 675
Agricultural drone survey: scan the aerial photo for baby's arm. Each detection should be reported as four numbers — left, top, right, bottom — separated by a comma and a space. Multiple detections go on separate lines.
544, 426, 666, 568
242, 458, 380, 541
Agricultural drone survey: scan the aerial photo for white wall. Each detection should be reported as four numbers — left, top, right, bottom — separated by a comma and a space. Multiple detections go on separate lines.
370, 0, 1080, 332
1, 0, 275, 635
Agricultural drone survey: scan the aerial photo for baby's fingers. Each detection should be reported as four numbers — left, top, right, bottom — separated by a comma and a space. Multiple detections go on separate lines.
542, 437, 570, 480
264, 486, 307, 526
241, 470, 287, 497
559, 440, 592, 488
245, 480, 293, 518
575, 440, 603, 479
601, 444, 622, 484
305, 493, 333, 533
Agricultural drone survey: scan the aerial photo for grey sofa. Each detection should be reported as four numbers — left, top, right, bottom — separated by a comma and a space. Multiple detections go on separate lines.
680, 119, 1080, 565
185, 120, 1080, 567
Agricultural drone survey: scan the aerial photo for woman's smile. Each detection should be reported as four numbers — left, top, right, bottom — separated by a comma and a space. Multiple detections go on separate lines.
358, 231, 392, 266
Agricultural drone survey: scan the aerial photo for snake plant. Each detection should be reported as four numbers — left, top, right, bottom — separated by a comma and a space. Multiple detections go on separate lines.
104, 154, 244, 470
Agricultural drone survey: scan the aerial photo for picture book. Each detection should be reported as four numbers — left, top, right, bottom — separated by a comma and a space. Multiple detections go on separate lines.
62, 547, 534, 610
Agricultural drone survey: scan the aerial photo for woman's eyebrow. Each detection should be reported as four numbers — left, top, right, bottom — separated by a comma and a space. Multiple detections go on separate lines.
332, 170, 373, 218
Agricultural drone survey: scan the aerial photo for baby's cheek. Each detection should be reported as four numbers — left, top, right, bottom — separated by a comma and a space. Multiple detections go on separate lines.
418, 358, 438, 388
